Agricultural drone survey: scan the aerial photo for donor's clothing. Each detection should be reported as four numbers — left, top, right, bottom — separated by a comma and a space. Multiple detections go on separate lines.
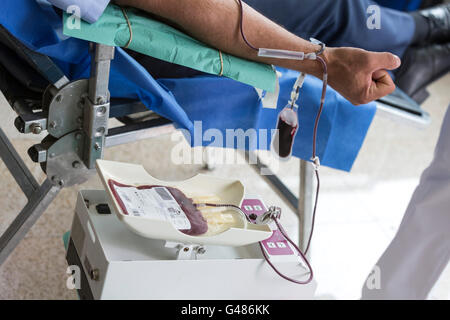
362, 107, 450, 300
246, 0, 415, 58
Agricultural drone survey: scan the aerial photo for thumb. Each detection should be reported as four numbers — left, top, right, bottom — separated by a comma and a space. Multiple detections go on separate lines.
372, 52, 402, 71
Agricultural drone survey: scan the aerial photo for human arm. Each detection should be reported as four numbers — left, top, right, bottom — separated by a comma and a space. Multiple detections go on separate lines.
116, 0, 401, 105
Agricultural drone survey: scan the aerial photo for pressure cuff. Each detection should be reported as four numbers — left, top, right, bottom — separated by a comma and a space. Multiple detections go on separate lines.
48, 0, 110, 23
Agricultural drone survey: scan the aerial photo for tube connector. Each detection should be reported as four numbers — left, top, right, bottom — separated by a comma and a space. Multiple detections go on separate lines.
255, 206, 282, 225
311, 156, 321, 171
289, 72, 306, 107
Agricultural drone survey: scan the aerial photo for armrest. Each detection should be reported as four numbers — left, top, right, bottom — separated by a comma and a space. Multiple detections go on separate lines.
376, 87, 430, 127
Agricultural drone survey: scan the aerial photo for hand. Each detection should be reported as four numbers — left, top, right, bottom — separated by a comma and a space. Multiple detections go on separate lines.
322, 47, 401, 105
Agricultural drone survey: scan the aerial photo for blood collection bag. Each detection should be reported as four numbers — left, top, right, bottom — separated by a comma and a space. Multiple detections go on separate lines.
271, 105, 299, 159
109, 181, 209, 236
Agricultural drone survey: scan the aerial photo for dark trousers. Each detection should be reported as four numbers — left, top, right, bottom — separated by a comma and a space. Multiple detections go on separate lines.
245, 0, 415, 57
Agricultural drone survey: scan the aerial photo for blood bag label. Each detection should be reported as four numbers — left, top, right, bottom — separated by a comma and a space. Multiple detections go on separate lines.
112, 185, 191, 230
262, 230, 294, 256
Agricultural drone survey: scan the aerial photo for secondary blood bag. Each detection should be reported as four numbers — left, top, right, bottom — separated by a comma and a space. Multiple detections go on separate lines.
272, 105, 299, 159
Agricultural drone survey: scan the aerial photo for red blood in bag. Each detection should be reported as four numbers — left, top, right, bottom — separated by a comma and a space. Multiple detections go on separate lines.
109, 180, 208, 236
165, 186, 208, 236
272, 107, 298, 159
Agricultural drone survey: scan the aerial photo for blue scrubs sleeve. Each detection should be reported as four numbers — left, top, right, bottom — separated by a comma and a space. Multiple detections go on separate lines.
47, 0, 110, 23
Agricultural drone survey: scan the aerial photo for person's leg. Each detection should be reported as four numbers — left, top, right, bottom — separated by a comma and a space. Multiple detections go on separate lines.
410, 5, 450, 46
245, 0, 416, 57
362, 107, 450, 300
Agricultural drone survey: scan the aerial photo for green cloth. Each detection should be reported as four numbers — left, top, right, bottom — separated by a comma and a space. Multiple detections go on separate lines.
63, 4, 276, 92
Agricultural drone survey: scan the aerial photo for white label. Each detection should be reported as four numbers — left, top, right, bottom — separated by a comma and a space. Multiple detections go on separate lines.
113, 185, 191, 230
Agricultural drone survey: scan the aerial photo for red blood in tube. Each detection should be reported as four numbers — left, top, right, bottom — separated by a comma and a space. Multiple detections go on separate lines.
272, 107, 298, 159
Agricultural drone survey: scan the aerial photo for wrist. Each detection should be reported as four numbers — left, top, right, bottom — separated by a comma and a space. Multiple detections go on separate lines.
311, 46, 333, 79
321, 47, 333, 67
296, 44, 333, 79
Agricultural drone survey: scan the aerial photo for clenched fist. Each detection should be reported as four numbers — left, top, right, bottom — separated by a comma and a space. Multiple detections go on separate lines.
322, 47, 401, 105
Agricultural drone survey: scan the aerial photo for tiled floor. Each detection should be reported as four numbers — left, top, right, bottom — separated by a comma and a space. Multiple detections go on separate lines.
0, 73, 449, 300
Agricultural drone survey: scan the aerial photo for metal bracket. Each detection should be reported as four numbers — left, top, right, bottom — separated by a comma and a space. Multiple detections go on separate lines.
83, 99, 110, 169
12, 99, 48, 134
25, 44, 116, 171
47, 79, 88, 139
0, 44, 117, 266
83, 44, 115, 169
255, 206, 282, 225
46, 131, 93, 187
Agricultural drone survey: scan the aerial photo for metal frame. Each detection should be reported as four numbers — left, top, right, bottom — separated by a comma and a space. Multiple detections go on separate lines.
0, 43, 175, 266
0, 128, 61, 264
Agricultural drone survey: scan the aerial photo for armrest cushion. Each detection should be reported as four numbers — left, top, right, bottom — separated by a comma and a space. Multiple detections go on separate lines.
63, 3, 277, 92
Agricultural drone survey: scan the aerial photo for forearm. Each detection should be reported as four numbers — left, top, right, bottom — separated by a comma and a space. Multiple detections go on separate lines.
116, 0, 400, 104
116, 0, 325, 78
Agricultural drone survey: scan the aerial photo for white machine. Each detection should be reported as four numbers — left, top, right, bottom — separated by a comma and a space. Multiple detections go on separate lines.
66, 188, 317, 300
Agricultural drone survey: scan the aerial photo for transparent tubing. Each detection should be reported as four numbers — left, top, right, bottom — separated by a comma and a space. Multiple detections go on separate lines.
237, 0, 328, 285
258, 48, 306, 60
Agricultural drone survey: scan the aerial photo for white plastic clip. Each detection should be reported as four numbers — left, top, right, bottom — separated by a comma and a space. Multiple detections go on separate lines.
289, 72, 306, 106
305, 53, 317, 60
311, 156, 321, 171
294, 72, 307, 89
310, 38, 326, 56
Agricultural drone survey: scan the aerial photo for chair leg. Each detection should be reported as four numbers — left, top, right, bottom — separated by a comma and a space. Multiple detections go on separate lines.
0, 179, 60, 265
0, 127, 39, 198
0, 127, 60, 266
298, 159, 314, 253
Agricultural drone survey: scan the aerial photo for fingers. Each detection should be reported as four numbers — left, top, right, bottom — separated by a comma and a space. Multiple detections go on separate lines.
362, 52, 399, 103
372, 52, 402, 71
328, 48, 401, 105
369, 69, 396, 100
